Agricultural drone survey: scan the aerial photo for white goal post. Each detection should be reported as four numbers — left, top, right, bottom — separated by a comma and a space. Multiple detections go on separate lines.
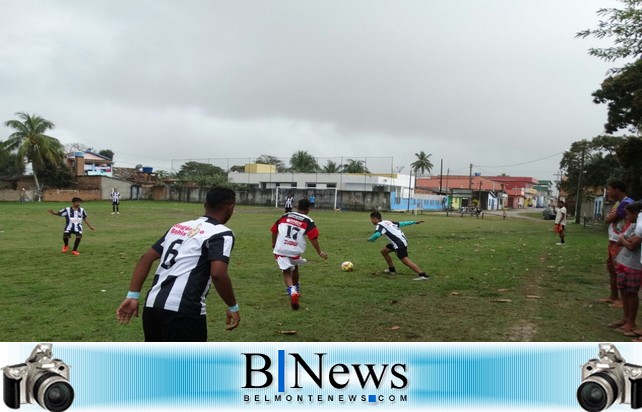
275, 187, 339, 210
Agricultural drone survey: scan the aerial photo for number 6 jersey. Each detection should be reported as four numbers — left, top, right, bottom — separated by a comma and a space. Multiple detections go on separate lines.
145, 216, 235, 316
271, 211, 319, 257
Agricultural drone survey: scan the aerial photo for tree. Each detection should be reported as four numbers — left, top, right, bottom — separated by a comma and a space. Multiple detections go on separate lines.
0, 142, 25, 179
99, 149, 114, 160
591, 59, 642, 133
342, 159, 369, 173
3, 112, 64, 196
255, 155, 287, 172
176, 161, 227, 186
576, 0, 642, 65
322, 160, 342, 173
410, 151, 434, 176
289, 151, 319, 173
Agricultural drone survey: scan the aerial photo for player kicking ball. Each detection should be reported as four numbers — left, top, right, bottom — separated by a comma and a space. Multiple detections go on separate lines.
271, 199, 328, 310
368, 211, 429, 281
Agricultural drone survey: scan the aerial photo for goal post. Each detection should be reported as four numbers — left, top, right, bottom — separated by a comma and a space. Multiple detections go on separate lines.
275, 187, 339, 210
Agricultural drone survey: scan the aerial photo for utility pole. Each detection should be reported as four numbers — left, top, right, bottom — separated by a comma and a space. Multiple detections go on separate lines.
439, 158, 443, 194
468, 163, 473, 190
574, 145, 586, 224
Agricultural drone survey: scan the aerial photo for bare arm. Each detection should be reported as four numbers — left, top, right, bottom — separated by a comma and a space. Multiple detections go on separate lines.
116, 248, 160, 324
211, 260, 240, 330
83, 217, 95, 231
619, 235, 642, 251
309, 238, 328, 260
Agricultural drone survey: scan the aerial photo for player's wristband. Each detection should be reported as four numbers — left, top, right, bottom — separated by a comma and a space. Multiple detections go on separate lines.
126, 291, 141, 299
228, 304, 239, 313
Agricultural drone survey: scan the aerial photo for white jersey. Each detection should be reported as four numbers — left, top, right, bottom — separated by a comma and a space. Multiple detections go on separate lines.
271, 212, 319, 257
554, 207, 567, 226
144, 216, 235, 316
111, 191, 120, 203
57, 207, 87, 233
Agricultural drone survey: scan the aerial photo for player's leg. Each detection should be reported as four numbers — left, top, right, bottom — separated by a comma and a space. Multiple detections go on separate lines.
397, 248, 429, 280
603, 244, 622, 305
276, 256, 299, 310
380, 245, 396, 273
71, 233, 82, 254
62, 232, 70, 252
116, 202, 120, 214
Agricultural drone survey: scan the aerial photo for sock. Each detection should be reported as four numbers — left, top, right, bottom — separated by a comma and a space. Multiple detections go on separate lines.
388, 266, 396, 273
289, 286, 298, 296
73, 238, 81, 251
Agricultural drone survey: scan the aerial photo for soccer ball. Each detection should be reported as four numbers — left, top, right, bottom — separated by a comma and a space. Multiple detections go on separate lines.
341, 261, 354, 272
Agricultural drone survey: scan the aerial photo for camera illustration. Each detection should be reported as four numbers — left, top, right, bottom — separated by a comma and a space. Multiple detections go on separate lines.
3, 344, 74, 412
577, 343, 642, 411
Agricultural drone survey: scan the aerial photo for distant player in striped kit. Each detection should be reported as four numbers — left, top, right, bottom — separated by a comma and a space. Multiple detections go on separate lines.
111, 188, 121, 214
116, 186, 240, 342
48, 197, 95, 256
272, 198, 328, 310
368, 211, 429, 281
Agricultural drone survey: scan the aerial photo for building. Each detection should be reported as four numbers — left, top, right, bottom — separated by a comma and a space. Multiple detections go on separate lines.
65, 151, 113, 177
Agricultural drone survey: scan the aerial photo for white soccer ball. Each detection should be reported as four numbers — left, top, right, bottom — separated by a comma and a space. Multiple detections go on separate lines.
341, 261, 354, 272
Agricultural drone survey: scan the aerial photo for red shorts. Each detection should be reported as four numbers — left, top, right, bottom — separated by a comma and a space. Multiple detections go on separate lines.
615, 263, 642, 291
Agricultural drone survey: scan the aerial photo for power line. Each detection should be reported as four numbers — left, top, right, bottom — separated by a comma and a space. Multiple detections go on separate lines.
475, 152, 564, 168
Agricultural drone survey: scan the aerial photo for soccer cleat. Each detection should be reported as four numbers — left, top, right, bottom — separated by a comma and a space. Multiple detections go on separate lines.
71, 250, 80, 256
413, 275, 430, 281
555, 242, 566, 246
290, 291, 300, 310
61, 246, 69, 253
383, 269, 396, 274
111, 212, 115, 215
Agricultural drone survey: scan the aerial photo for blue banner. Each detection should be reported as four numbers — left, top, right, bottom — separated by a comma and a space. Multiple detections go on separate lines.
0, 342, 634, 411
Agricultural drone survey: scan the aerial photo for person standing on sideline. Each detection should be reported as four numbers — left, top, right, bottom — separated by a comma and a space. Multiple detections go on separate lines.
609, 201, 642, 337
284, 194, 294, 213
271, 198, 328, 310
600, 180, 635, 308
48, 197, 95, 256
368, 211, 429, 281
309, 194, 316, 209
116, 186, 240, 342
111, 188, 121, 214
554, 200, 567, 245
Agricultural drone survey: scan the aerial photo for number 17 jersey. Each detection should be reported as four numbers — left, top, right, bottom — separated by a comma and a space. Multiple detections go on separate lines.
271, 212, 319, 257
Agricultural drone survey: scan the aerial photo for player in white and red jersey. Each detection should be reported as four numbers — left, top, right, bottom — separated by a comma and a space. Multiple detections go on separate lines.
271, 198, 328, 310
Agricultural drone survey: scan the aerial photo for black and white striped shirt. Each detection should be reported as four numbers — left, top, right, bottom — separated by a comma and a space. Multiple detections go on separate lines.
144, 216, 235, 316
57, 207, 88, 234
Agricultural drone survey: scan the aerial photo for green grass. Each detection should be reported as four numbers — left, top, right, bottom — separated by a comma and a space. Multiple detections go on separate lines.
0, 200, 623, 342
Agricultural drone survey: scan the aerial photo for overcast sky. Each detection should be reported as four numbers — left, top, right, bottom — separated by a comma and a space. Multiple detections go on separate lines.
0, 0, 620, 182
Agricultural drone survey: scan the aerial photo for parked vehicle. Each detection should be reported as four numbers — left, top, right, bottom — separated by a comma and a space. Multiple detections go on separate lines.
543, 206, 556, 220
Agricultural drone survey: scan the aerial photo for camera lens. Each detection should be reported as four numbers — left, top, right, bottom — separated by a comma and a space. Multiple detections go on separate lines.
33, 372, 74, 412
577, 372, 619, 412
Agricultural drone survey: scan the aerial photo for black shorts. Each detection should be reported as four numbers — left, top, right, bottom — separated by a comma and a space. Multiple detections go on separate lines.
63, 231, 82, 237
386, 244, 409, 259
142, 307, 207, 342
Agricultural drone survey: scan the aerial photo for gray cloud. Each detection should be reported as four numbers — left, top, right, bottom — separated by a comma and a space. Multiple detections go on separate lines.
0, 0, 616, 180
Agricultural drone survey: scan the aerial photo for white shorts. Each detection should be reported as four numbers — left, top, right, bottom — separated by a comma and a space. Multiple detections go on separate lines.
275, 255, 307, 271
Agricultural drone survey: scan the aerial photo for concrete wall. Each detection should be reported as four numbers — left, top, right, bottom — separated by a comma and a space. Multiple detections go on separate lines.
0, 184, 392, 211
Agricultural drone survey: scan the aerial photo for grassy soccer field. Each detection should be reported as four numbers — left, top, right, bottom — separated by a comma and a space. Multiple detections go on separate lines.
0, 200, 625, 342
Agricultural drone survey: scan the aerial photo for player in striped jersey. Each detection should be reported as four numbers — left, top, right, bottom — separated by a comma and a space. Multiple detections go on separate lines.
368, 211, 429, 281
272, 198, 328, 310
48, 197, 95, 256
116, 186, 240, 341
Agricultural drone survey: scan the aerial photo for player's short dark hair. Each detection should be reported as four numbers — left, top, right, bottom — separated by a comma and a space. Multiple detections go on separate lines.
71, 197, 82, 203
205, 186, 236, 210
298, 199, 311, 211
370, 211, 382, 220
607, 180, 628, 193
625, 201, 642, 214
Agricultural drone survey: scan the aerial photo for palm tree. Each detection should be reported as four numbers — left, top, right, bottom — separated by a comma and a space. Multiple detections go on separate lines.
342, 158, 369, 173
322, 160, 342, 173
4, 112, 64, 197
289, 150, 319, 173
411, 151, 433, 176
